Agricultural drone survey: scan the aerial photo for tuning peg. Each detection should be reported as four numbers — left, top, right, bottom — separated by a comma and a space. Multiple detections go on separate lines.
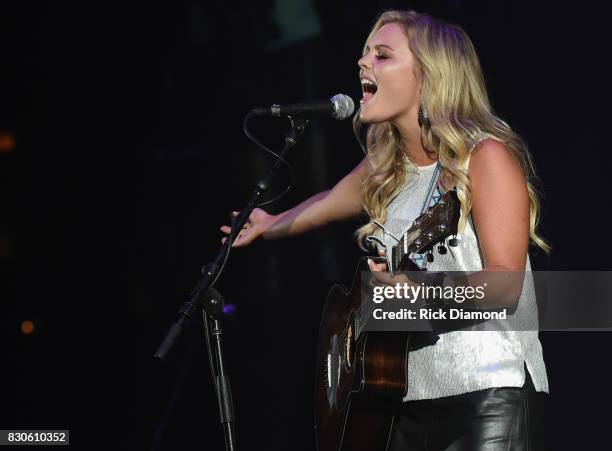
437, 244, 447, 254
449, 236, 460, 247
427, 251, 434, 263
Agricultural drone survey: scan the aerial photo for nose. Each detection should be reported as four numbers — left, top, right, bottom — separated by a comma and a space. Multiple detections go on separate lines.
358, 52, 371, 71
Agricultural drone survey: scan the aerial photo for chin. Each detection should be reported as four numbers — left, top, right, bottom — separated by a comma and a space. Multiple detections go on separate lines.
358, 113, 374, 124
359, 109, 389, 125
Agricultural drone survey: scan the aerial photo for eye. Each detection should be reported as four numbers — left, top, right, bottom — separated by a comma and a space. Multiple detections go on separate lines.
375, 53, 389, 60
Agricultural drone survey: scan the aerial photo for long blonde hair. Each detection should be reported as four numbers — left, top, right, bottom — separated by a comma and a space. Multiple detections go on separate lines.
355, 10, 550, 253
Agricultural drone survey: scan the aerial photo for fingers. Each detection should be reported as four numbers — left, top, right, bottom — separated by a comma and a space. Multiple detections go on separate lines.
367, 249, 388, 270
220, 211, 244, 239
221, 232, 248, 247
368, 264, 395, 288
220, 210, 259, 246
220, 227, 253, 248
220, 224, 249, 234
367, 258, 388, 272
220, 211, 239, 236
231, 210, 253, 226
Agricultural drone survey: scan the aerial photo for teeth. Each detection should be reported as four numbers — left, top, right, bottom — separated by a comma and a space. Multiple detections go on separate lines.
360, 79, 377, 87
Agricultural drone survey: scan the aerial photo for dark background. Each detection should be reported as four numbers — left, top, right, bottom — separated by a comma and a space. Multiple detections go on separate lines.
1, 0, 611, 450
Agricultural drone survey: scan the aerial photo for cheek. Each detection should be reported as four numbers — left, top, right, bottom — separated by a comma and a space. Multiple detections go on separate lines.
377, 64, 418, 101
378, 65, 419, 108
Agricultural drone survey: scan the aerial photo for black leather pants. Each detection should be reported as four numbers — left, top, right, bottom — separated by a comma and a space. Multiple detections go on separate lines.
387, 369, 547, 451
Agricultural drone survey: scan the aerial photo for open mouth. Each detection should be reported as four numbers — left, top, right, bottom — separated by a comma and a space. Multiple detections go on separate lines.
360, 78, 378, 104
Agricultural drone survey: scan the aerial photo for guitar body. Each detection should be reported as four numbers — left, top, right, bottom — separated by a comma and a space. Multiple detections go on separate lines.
314, 190, 460, 451
314, 258, 411, 451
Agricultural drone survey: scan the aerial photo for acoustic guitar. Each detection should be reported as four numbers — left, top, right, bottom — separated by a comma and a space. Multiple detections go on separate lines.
314, 189, 460, 451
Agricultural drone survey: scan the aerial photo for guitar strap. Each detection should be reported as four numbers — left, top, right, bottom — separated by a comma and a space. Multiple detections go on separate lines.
419, 162, 442, 215
409, 162, 442, 270
364, 161, 443, 271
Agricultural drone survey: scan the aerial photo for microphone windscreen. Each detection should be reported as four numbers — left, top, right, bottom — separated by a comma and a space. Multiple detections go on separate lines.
331, 94, 355, 120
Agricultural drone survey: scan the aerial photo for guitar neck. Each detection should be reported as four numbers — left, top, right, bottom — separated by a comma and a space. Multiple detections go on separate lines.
389, 190, 459, 272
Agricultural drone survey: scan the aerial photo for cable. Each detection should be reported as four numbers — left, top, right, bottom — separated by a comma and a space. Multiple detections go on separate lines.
242, 110, 296, 208
210, 111, 298, 287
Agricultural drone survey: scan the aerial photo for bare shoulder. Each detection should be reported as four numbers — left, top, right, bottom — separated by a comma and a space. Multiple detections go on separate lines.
467, 139, 529, 271
468, 138, 524, 184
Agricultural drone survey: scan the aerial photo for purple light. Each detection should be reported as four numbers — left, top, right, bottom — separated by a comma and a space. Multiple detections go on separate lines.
223, 304, 237, 315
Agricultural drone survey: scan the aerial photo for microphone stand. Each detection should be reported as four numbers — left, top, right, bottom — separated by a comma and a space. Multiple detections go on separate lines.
154, 116, 310, 451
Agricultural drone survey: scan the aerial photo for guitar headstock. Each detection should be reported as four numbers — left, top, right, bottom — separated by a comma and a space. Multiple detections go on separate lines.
392, 189, 460, 271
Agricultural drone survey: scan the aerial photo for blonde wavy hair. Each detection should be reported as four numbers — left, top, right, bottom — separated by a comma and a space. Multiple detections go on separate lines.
354, 10, 550, 253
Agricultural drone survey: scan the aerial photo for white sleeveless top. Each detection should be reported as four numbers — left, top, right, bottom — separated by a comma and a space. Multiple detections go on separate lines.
376, 139, 549, 401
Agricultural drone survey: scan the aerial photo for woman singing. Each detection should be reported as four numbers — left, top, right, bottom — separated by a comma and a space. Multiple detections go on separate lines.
221, 10, 549, 450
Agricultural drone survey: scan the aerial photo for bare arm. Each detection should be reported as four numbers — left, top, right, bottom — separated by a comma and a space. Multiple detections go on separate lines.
457, 138, 530, 307
264, 157, 370, 238
221, 157, 371, 246
469, 139, 529, 273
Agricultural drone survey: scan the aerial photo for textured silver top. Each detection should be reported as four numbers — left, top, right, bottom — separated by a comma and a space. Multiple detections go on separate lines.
377, 139, 549, 400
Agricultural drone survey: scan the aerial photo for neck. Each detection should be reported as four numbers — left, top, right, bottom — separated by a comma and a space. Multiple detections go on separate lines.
392, 111, 438, 167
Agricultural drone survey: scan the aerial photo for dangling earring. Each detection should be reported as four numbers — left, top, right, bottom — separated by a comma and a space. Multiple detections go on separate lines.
418, 103, 430, 128
386, 124, 396, 143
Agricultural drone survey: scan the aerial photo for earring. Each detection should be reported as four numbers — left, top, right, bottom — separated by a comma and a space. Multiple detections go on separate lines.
386, 124, 396, 143
418, 104, 430, 128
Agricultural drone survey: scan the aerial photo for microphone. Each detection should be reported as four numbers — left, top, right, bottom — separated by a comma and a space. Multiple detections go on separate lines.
251, 94, 355, 120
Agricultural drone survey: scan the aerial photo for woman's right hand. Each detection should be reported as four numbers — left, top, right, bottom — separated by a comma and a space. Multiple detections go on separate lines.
219, 208, 276, 247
